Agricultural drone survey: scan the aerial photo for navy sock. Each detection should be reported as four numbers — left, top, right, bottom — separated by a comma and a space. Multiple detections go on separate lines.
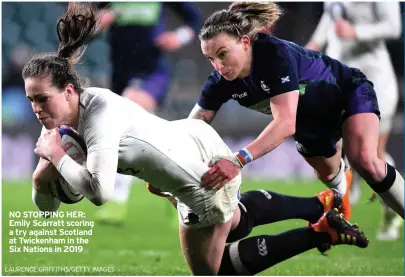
219, 227, 330, 275
227, 190, 324, 243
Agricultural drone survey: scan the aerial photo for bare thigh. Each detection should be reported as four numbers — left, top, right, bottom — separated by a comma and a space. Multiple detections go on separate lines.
178, 207, 240, 275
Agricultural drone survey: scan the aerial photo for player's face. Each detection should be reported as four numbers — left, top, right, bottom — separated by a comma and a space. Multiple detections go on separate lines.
25, 77, 72, 129
201, 32, 251, 81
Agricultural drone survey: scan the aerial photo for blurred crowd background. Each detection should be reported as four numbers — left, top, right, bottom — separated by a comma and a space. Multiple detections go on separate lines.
2, 2, 404, 180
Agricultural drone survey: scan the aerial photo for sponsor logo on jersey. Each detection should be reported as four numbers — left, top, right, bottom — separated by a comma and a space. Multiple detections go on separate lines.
232, 92, 248, 99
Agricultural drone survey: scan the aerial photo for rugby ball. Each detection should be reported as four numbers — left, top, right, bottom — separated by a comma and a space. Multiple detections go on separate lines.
49, 127, 87, 204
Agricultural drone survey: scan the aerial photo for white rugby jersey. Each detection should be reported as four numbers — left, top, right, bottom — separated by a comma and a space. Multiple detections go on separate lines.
55, 87, 221, 205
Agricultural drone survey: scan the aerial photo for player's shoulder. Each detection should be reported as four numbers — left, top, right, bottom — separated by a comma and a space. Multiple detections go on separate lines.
253, 33, 296, 69
254, 33, 289, 50
82, 87, 118, 101
80, 87, 123, 114
253, 33, 295, 60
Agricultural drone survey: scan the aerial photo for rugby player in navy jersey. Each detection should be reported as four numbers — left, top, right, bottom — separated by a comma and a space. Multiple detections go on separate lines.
189, 2, 404, 224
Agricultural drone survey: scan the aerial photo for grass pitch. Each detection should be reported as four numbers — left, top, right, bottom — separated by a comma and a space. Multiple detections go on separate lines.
2, 179, 404, 275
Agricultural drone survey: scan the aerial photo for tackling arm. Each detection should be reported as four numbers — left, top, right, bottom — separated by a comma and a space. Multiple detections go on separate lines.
188, 104, 217, 124
242, 91, 298, 163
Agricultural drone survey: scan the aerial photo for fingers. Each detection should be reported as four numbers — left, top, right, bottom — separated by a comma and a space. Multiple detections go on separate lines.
201, 158, 241, 189
201, 165, 219, 186
210, 175, 227, 190
213, 177, 231, 191
203, 172, 224, 189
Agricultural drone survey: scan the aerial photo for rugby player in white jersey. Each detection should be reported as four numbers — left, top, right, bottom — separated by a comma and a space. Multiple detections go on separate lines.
26, 3, 369, 274
306, 2, 403, 240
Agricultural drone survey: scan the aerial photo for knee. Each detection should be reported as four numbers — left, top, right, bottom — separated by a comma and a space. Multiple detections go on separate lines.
313, 161, 341, 182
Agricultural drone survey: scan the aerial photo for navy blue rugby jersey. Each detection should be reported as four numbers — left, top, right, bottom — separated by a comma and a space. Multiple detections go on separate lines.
198, 33, 356, 115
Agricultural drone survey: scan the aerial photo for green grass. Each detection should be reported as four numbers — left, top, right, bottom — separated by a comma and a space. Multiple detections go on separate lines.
2, 179, 404, 275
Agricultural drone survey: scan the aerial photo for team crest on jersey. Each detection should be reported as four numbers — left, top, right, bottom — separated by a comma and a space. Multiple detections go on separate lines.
260, 81, 270, 93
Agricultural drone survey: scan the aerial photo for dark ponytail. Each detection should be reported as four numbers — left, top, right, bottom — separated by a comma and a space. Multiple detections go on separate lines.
22, 2, 100, 91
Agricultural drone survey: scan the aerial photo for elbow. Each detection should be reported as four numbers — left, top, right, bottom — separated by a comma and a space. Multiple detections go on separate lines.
91, 194, 111, 206
286, 126, 296, 138
283, 120, 296, 138
91, 196, 109, 206
90, 187, 113, 206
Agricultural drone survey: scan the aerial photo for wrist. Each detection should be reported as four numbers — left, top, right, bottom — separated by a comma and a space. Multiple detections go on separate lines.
235, 148, 254, 168
49, 147, 66, 167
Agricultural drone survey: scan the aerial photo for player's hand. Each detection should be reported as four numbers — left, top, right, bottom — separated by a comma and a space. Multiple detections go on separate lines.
201, 157, 241, 190
34, 128, 63, 161
155, 32, 182, 52
335, 20, 357, 39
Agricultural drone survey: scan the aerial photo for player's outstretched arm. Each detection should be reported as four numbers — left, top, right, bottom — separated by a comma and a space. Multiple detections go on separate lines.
201, 91, 298, 189
238, 91, 298, 165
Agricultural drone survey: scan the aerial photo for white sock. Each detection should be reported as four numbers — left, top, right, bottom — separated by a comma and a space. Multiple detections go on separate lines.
113, 174, 134, 203
323, 158, 347, 196
379, 153, 403, 219
378, 168, 404, 219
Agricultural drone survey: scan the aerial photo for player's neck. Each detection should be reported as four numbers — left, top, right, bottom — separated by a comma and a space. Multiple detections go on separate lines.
63, 95, 80, 129
238, 49, 253, 78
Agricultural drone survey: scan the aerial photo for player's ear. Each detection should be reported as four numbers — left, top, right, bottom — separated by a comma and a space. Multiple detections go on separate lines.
241, 35, 251, 51
64, 83, 75, 100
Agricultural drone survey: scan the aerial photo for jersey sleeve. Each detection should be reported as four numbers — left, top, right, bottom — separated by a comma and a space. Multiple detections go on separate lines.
56, 100, 122, 206
354, 3, 402, 42
266, 43, 300, 97
167, 2, 203, 34
197, 72, 229, 111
